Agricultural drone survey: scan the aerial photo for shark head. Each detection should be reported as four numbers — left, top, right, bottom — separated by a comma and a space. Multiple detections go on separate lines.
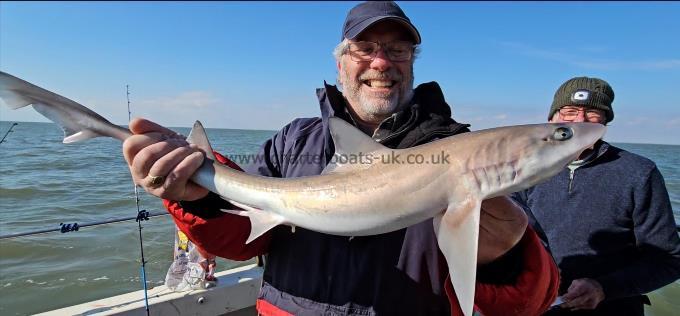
439, 122, 605, 316
514, 123, 605, 189
462, 122, 606, 198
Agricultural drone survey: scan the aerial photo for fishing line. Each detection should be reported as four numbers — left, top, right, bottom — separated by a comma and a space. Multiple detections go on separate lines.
128, 85, 151, 316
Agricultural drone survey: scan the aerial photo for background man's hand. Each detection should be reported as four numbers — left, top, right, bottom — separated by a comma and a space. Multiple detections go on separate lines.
560, 278, 605, 310
122, 118, 209, 201
477, 196, 528, 264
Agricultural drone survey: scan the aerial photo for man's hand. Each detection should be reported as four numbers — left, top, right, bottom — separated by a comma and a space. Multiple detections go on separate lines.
477, 196, 528, 264
122, 118, 209, 201
560, 278, 605, 310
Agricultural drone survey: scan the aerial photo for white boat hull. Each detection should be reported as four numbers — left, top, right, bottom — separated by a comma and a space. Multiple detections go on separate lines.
37, 264, 262, 316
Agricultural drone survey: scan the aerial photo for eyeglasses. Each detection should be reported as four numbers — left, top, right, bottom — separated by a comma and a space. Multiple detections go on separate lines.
558, 107, 605, 122
346, 40, 416, 62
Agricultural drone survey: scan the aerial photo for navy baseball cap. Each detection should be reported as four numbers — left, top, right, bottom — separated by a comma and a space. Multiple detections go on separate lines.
341, 1, 421, 44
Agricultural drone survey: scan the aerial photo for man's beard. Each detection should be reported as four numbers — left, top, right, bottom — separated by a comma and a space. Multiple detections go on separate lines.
339, 62, 414, 122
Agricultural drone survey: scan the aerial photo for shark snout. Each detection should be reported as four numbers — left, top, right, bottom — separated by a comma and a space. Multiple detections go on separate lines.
569, 122, 607, 151
541, 122, 607, 166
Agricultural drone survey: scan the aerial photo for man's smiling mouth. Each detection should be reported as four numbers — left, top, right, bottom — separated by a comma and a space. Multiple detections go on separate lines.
363, 80, 396, 88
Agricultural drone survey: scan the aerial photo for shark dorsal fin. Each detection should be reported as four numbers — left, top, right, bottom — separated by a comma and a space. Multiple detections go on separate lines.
187, 121, 216, 161
322, 117, 391, 175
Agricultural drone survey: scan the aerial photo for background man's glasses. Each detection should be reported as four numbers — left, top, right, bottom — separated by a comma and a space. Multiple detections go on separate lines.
559, 107, 604, 122
347, 40, 415, 62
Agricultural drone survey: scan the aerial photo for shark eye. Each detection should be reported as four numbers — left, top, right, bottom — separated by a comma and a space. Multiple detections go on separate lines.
552, 127, 573, 141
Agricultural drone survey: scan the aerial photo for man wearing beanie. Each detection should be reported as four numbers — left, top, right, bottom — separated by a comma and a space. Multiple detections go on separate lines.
514, 77, 680, 315
123, 1, 560, 315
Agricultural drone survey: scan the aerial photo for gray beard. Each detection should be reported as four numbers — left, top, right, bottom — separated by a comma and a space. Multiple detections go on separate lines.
338, 66, 414, 123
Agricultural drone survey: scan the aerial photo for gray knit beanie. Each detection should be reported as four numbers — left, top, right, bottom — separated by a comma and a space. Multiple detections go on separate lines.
549, 76, 615, 123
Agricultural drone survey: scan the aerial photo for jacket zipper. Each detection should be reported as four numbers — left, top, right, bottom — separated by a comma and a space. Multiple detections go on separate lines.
568, 168, 575, 193
566, 144, 604, 194
376, 123, 411, 144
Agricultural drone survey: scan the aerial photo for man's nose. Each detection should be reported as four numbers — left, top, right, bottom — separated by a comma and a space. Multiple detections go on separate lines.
572, 111, 587, 122
369, 49, 393, 72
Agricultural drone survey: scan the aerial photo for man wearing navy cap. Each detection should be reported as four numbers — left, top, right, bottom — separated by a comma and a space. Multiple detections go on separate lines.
123, 2, 559, 315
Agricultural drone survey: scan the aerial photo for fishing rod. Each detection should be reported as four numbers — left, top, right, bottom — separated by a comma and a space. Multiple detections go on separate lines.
0, 211, 674, 239
0, 122, 18, 144
127, 85, 151, 316
0, 210, 168, 240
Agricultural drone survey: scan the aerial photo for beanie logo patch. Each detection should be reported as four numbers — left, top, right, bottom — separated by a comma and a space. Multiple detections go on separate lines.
571, 89, 590, 102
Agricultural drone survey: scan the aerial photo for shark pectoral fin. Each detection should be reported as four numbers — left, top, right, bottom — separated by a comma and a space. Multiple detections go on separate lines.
227, 200, 286, 244
434, 199, 481, 316
187, 121, 217, 161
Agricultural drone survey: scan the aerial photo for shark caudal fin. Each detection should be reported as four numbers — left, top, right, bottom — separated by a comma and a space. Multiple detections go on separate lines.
0, 71, 131, 142
434, 198, 481, 316
0, 72, 36, 110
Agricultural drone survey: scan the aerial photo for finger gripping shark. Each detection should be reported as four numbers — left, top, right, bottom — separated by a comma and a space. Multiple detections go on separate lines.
0, 71, 605, 316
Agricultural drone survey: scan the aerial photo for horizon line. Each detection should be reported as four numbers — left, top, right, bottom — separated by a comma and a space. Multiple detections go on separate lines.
2, 120, 679, 147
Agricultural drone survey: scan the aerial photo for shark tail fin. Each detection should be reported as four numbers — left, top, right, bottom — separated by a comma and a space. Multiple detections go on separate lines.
0, 74, 34, 110
0, 71, 131, 142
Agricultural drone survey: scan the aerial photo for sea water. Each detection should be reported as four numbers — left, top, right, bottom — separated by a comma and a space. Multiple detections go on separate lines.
0, 121, 678, 315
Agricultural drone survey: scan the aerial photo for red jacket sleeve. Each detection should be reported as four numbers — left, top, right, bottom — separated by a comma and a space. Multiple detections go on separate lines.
163, 152, 272, 261
446, 227, 559, 316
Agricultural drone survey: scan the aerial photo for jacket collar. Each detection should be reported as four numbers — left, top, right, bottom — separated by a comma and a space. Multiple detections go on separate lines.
592, 139, 610, 161
316, 81, 455, 121
569, 139, 609, 170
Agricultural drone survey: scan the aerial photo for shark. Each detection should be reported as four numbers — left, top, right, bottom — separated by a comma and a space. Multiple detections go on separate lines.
0, 71, 605, 316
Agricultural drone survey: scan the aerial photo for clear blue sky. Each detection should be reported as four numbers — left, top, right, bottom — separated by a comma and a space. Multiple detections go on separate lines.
1, 1, 678, 144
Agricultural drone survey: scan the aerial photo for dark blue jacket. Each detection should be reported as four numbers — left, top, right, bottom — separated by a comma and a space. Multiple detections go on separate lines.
246, 82, 473, 315
173, 82, 557, 315
513, 141, 680, 314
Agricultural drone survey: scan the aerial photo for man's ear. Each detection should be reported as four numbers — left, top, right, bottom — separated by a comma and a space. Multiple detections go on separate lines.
336, 60, 343, 85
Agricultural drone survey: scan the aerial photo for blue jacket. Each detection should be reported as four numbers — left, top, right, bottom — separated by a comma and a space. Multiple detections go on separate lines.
173, 82, 558, 315
513, 141, 680, 314
247, 82, 472, 315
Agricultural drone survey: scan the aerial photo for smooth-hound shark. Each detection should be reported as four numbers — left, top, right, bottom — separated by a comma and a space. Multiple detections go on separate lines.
0, 71, 605, 316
